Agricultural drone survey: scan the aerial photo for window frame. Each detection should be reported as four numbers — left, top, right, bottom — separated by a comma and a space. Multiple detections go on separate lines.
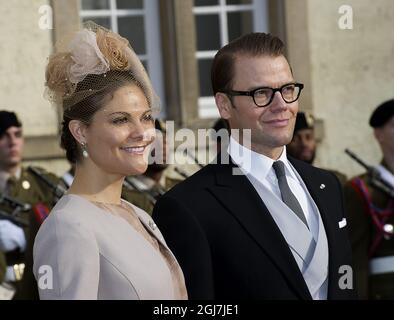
193, 0, 269, 118
79, 0, 166, 117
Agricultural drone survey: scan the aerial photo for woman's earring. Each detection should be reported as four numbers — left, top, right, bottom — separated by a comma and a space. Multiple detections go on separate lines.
81, 142, 89, 158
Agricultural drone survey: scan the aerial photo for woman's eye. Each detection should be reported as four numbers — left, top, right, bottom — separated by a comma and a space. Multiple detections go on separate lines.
112, 117, 128, 124
142, 114, 154, 122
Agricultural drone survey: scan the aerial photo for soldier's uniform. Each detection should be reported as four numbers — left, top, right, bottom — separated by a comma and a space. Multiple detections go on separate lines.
0, 166, 61, 300
164, 175, 184, 191
121, 185, 155, 216
122, 167, 192, 215
344, 99, 394, 299
345, 163, 394, 299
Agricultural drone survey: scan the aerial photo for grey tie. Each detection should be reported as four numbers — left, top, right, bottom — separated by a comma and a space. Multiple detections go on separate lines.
272, 161, 309, 227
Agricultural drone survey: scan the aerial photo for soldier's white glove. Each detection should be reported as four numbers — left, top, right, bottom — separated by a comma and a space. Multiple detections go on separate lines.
0, 220, 26, 252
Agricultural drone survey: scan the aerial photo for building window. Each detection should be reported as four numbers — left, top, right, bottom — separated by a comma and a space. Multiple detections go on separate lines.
193, 0, 269, 118
80, 0, 166, 116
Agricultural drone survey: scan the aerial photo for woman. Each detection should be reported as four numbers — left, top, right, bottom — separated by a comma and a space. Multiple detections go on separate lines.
33, 23, 187, 300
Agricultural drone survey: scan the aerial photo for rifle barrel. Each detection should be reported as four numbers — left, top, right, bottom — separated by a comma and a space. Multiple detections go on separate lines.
0, 194, 31, 211
345, 149, 371, 171
27, 166, 66, 199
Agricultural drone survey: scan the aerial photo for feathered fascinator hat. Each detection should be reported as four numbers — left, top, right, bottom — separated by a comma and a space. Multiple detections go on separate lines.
44, 21, 160, 117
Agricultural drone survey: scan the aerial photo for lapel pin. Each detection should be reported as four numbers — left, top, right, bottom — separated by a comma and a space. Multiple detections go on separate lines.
149, 220, 157, 231
22, 180, 31, 190
320, 184, 325, 190
339, 218, 347, 228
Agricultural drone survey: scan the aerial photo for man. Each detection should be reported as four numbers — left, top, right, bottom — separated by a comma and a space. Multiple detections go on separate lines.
0, 111, 60, 299
287, 112, 317, 164
344, 99, 394, 299
287, 112, 347, 185
153, 33, 355, 299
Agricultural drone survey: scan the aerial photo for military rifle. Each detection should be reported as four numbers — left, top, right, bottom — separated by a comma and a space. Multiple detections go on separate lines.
27, 166, 66, 202
345, 149, 394, 198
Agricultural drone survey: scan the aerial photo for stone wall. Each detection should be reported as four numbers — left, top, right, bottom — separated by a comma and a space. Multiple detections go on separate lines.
286, 0, 394, 178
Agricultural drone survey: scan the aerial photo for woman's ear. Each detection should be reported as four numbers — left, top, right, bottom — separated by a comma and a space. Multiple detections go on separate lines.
215, 92, 232, 120
69, 120, 88, 145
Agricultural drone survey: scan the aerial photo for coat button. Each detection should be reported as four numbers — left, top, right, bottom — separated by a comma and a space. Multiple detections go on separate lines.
320, 184, 325, 190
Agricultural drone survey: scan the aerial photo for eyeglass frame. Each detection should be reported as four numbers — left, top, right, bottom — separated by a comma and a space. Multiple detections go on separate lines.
225, 82, 304, 108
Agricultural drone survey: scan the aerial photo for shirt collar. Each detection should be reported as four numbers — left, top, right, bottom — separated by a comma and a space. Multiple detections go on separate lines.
0, 167, 21, 193
228, 136, 291, 181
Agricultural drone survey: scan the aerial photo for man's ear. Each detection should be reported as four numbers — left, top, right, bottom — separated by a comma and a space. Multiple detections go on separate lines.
68, 120, 88, 145
374, 128, 383, 144
215, 92, 233, 120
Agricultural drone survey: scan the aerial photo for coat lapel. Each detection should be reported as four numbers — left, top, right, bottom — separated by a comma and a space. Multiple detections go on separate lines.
302, 207, 329, 298
122, 199, 169, 249
208, 160, 312, 300
288, 157, 339, 297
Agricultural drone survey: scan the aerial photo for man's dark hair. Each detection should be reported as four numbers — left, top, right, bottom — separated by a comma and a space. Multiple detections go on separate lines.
211, 33, 286, 95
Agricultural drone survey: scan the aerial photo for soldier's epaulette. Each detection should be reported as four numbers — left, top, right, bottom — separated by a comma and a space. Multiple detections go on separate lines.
27, 166, 61, 182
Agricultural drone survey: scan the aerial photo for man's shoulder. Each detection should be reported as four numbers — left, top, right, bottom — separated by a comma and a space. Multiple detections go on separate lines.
326, 169, 347, 186
288, 156, 337, 178
22, 166, 61, 183
163, 162, 221, 197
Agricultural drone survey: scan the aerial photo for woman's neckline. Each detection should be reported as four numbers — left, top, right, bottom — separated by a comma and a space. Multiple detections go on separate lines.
65, 193, 123, 206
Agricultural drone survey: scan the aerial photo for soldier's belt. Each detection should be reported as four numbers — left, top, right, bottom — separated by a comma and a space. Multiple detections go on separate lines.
370, 256, 394, 275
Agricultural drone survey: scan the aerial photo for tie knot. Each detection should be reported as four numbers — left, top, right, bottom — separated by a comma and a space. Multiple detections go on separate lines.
272, 160, 286, 178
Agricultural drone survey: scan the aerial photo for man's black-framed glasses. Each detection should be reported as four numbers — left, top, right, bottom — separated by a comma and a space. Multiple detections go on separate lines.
226, 83, 304, 108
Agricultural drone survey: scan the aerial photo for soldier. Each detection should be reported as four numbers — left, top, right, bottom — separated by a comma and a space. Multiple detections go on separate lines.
344, 99, 394, 299
0, 111, 61, 299
287, 112, 347, 185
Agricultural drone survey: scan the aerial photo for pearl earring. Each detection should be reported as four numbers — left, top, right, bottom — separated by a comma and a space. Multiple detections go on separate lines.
81, 142, 89, 158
